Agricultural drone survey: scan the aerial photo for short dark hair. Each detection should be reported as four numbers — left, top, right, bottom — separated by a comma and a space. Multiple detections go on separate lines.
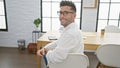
60, 1, 76, 12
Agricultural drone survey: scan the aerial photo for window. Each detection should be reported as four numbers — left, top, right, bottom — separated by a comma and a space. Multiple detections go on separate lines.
97, 0, 120, 32
41, 0, 82, 32
0, 0, 8, 31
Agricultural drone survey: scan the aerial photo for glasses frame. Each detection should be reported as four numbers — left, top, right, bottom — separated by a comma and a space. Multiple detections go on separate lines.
57, 11, 74, 16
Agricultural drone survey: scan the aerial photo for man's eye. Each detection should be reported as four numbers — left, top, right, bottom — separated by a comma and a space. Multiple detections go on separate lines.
64, 11, 68, 14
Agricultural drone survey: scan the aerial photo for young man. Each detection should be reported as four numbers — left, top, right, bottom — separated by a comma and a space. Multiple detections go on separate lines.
37, 0, 84, 65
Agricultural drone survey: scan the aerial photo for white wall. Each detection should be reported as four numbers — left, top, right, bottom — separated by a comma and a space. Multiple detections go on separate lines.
82, 8, 98, 32
0, 0, 40, 47
0, 0, 98, 47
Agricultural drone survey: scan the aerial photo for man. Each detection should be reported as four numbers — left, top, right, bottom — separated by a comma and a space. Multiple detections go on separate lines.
37, 0, 84, 65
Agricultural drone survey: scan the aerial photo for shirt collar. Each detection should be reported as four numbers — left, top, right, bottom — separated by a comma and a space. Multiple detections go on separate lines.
63, 23, 75, 32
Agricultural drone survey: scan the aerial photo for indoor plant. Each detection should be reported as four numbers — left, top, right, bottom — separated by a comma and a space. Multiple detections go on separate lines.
33, 18, 41, 31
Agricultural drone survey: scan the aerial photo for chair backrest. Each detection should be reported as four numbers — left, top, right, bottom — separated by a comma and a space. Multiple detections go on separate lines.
48, 53, 89, 68
105, 25, 120, 33
96, 44, 120, 67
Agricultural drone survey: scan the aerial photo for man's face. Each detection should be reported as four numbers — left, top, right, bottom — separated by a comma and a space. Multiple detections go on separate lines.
59, 6, 76, 27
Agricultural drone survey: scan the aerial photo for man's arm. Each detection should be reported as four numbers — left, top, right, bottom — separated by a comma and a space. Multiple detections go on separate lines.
37, 40, 57, 57
44, 40, 57, 50
46, 33, 78, 63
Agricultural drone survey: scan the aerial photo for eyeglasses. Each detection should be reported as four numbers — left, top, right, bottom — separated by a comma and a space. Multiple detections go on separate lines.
57, 11, 74, 16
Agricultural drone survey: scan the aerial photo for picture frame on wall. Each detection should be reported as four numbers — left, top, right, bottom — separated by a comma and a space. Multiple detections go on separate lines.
83, 0, 97, 8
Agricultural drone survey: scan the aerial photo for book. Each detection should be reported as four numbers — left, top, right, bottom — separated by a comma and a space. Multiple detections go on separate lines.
48, 36, 57, 40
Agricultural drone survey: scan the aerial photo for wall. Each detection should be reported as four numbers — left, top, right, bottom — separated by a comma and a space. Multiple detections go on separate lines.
82, 8, 98, 32
0, 0, 40, 47
0, 0, 98, 47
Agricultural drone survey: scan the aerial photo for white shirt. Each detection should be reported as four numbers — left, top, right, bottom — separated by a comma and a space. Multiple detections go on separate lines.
44, 23, 84, 64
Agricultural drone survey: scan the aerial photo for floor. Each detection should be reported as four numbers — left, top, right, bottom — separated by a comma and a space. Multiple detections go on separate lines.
0, 47, 99, 68
0, 47, 37, 68
85, 52, 99, 68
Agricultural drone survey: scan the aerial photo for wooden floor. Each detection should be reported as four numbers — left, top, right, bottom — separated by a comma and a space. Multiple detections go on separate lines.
0, 47, 99, 68
85, 52, 99, 68
0, 47, 37, 68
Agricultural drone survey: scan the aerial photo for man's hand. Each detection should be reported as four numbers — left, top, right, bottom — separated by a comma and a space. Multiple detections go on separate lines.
37, 48, 49, 57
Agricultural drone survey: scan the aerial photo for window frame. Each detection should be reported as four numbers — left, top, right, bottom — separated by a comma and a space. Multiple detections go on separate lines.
97, 0, 120, 32
40, 0, 82, 32
0, 0, 8, 31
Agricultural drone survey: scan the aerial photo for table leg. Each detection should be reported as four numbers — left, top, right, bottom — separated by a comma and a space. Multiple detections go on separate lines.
37, 56, 42, 68
96, 62, 101, 68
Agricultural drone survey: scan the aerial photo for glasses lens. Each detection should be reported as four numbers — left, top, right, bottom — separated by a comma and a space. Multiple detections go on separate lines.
57, 11, 74, 16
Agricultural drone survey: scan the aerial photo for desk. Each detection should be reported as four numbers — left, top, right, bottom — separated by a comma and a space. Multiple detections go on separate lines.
37, 31, 120, 68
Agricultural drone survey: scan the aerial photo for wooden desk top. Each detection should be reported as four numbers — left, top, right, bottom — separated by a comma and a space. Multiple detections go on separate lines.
37, 30, 120, 50
37, 30, 60, 42
103, 33, 120, 44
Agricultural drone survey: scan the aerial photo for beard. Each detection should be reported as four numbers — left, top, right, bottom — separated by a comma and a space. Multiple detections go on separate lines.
60, 19, 67, 26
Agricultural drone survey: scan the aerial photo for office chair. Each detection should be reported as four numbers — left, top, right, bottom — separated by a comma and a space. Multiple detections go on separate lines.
105, 25, 120, 33
48, 53, 89, 68
96, 44, 120, 68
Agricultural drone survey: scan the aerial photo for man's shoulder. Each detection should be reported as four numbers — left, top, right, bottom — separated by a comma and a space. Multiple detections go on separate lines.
65, 29, 82, 36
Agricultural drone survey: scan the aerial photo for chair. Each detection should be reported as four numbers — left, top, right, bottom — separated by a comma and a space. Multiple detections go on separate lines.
96, 44, 120, 68
48, 53, 89, 68
105, 25, 120, 33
